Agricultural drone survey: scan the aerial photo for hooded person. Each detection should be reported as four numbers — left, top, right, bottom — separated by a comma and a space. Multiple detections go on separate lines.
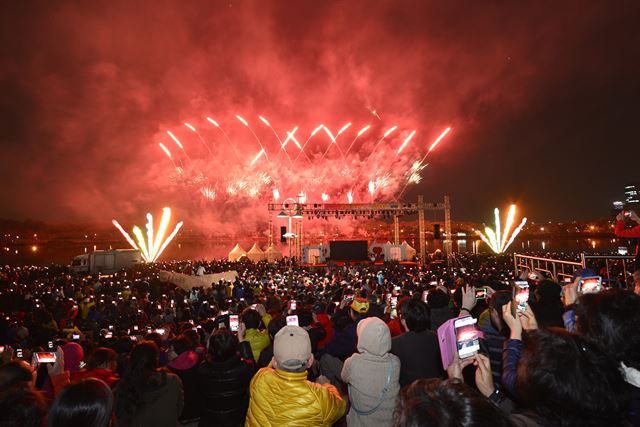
341, 317, 400, 427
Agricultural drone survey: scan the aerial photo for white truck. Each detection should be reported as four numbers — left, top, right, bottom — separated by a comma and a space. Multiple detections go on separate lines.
70, 249, 142, 275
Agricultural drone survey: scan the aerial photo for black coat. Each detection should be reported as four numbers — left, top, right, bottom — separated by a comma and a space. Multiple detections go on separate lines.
196, 355, 255, 427
391, 329, 444, 387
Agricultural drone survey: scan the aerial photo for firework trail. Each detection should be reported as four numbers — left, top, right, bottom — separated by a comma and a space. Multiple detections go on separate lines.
396, 127, 452, 200
237, 115, 269, 162
166, 130, 191, 161
344, 124, 371, 156
184, 122, 213, 157
475, 205, 527, 253
363, 125, 398, 163
293, 124, 324, 165
157, 143, 181, 172
112, 207, 184, 262
259, 116, 293, 165
200, 185, 216, 200
206, 117, 241, 161
157, 115, 453, 206
320, 124, 348, 160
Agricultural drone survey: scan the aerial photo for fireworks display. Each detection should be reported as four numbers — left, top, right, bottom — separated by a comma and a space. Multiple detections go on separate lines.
112, 207, 184, 262
156, 115, 452, 208
475, 204, 527, 254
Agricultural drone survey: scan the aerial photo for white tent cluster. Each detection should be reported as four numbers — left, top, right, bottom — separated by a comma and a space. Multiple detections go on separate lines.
228, 243, 283, 262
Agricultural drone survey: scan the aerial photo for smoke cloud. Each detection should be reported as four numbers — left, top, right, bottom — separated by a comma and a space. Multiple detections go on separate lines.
1, 0, 638, 234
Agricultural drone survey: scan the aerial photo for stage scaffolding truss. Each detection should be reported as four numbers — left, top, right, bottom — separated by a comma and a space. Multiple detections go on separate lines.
268, 196, 452, 264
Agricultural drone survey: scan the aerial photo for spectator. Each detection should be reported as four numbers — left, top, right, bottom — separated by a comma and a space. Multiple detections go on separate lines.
342, 317, 400, 427
313, 302, 334, 350
197, 329, 255, 427
239, 308, 270, 361
257, 314, 287, 368
575, 289, 640, 424
426, 287, 455, 330
114, 341, 184, 427
246, 325, 346, 426
297, 307, 326, 354
391, 299, 443, 387
502, 302, 630, 426
72, 347, 119, 387
530, 280, 564, 328
478, 290, 511, 386
319, 297, 368, 387
614, 210, 640, 270
167, 335, 200, 425
0, 361, 46, 427
48, 378, 113, 427
392, 378, 512, 427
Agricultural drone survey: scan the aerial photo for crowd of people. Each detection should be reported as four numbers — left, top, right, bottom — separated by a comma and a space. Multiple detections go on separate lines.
0, 248, 639, 426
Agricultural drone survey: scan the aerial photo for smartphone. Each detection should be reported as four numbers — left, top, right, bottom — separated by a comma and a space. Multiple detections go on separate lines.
47, 341, 54, 350
16, 348, 23, 359
72, 334, 80, 340
229, 315, 239, 332
422, 290, 429, 303
474, 288, 487, 300
454, 316, 480, 359
108, 325, 114, 331
578, 276, 603, 294
35, 352, 57, 364
512, 281, 529, 316
154, 328, 165, 335
133, 325, 139, 331
286, 315, 299, 326
105, 332, 113, 338
250, 304, 257, 310
289, 300, 297, 311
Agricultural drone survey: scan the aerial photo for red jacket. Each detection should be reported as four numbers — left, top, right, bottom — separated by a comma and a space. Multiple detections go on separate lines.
615, 220, 640, 239
316, 313, 333, 350
72, 368, 119, 387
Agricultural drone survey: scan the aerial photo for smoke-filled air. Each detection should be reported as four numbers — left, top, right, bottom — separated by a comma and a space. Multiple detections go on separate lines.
2, 1, 636, 232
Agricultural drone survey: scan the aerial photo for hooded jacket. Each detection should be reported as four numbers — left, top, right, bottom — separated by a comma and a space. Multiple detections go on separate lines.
167, 350, 200, 423
341, 317, 400, 427
245, 367, 346, 427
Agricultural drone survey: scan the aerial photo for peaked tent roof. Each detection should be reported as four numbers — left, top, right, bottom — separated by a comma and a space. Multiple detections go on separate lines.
228, 243, 247, 261
247, 243, 266, 262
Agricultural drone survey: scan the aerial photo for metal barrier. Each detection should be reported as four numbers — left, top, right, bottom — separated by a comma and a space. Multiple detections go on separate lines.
581, 254, 636, 284
514, 253, 636, 285
513, 254, 582, 281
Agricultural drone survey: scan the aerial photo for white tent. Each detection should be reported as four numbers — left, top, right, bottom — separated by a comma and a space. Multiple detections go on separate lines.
402, 241, 417, 260
228, 243, 247, 262
265, 243, 284, 262
247, 243, 266, 262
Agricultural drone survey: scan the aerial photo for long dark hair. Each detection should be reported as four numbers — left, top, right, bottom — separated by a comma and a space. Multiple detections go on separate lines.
48, 378, 113, 427
114, 341, 161, 425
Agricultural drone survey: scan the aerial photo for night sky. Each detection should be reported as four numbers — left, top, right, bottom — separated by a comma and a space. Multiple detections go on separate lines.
1, 0, 639, 227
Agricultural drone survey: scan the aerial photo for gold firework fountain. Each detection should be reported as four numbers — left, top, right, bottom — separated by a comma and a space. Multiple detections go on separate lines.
112, 207, 184, 262
475, 204, 527, 254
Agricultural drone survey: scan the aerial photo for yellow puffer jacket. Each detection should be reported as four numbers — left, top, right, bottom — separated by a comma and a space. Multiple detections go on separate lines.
246, 367, 346, 427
